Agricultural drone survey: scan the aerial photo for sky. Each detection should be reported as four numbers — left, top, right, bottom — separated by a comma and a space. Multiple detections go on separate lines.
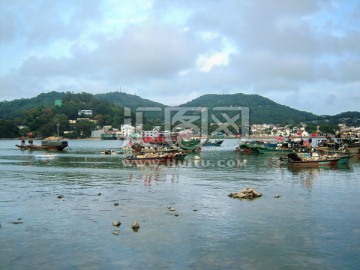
0, 0, 359, 115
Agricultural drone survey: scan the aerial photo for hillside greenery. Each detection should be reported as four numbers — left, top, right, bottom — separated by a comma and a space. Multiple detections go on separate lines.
180, 93, 318, 125
0, 91, 359, 138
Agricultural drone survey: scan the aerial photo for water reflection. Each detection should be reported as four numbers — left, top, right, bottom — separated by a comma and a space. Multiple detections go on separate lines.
288, 167, 321, 190
1, 140, 360, 270
128, 172, 180, 186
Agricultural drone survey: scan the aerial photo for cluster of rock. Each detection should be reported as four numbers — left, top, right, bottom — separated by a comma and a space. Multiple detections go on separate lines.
228, 187, 262, 199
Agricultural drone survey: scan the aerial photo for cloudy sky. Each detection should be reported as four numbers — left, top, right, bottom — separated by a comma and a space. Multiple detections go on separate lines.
0, 0, 359, 115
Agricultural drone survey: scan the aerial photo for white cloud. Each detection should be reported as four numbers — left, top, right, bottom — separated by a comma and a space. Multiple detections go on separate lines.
0, 0, 359, 115
196, 52, 229, 72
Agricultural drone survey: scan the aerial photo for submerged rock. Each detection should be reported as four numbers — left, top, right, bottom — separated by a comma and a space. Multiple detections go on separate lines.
228, 187, 262, 200
112, 230, 120, 235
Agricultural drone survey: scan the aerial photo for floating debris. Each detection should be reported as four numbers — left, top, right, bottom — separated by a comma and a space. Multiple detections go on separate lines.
169, 207, 176, 212
57, 195, 64, 199
228, 187, 262, 200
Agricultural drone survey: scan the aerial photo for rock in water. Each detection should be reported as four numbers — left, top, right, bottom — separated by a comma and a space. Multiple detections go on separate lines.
112, 220, 121, 227
229, 187, 262, 200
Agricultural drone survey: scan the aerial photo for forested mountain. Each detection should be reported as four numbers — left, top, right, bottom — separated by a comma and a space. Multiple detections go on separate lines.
0, 91, 65, 119
96, 92, 165, 110
319, 111, 360, 126
0, 92, 129, 138
0, 91, 359, 138
180, 93, 318, 125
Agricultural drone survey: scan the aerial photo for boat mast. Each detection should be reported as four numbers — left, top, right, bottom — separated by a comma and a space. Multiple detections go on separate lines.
56, 122, 60, 137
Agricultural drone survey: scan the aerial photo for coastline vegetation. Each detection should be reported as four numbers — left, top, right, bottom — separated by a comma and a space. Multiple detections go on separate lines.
0, 91, 358, 139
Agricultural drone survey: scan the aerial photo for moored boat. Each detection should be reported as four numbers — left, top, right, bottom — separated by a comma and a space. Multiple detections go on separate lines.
16, 136, 68, 151
287, 152, 341, 167
254, 144, 294, 154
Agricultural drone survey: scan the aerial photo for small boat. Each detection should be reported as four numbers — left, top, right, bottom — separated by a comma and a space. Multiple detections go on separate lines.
34, 153, 58, 160
254, 145, 294, 154
16, 136, 68, 151
203, 139, 224, 147
287, 152, 341, 167
178, 138, 202, 151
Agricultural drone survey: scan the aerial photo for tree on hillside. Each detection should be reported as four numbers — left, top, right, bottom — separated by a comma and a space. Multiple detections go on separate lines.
0, 120, 19, 138
72, 120, 97, 138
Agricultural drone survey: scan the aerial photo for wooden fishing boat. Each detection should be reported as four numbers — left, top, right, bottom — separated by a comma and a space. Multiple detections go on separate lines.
254, 144, 294, 154
287, 152, 341, 167
16, 137, 68, 151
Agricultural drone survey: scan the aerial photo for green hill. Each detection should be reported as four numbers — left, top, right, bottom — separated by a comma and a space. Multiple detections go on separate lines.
0, 91, 65, 119
0, 91, 359, 138
96, 91, 165, 110
180, 93, 318, 125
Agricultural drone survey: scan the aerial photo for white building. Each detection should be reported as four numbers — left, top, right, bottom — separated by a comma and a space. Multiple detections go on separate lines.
121, 124, 135, 138
78, 110, 92, 116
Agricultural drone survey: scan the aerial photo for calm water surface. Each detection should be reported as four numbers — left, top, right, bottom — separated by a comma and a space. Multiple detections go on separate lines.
0, 139, 359, 270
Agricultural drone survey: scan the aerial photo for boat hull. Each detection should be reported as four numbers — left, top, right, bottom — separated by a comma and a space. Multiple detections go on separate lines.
288, 158, 340, 167
256, 146, 294, 154
16, 140, 68, 151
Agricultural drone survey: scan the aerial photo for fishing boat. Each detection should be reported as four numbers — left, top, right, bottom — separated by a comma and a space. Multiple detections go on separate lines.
335, 154, 352, 165
203, 139, 224, 147
16, 137, 68, 151
314, 148, 353, 165
238, 141, 262, 154
287, 152, 341, 167
254, 144, 294, 154
317, 137, 360, 155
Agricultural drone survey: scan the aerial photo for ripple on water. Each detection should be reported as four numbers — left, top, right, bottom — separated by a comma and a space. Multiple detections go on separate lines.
0, 140, 359, 270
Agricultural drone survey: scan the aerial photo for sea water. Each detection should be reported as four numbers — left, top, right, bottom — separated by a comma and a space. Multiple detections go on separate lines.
0, 139, 359, 270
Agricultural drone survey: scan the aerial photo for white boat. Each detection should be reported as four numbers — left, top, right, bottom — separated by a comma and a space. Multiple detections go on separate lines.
34, 153, 58, 160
